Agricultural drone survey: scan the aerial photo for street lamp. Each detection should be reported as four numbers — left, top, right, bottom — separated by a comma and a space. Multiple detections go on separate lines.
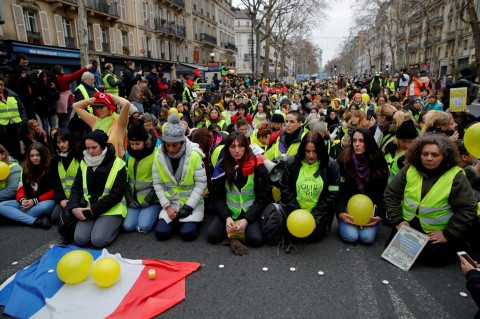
210, 52, 215, 62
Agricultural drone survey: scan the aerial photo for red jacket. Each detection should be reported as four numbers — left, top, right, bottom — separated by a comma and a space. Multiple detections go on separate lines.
56, 67, 87, 92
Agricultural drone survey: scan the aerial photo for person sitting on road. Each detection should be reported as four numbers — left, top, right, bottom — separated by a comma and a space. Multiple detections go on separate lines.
50, 128, 82, 224
384, 134, 478, 266
0, 143, 54, 229
335, 127, 388, 244
59, 130, 127, 248
280, 131, 340, 242
123, 121, 160, 233
0, 144, 22, 203
207, 132, 271, 255
152, 114, 207, 241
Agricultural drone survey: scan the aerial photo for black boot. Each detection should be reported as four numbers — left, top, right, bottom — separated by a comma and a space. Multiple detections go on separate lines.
33, 217, 52, 229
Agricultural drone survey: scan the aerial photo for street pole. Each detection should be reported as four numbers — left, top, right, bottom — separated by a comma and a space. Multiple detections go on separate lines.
78, 0, 89, 66
250, 21, 255, 76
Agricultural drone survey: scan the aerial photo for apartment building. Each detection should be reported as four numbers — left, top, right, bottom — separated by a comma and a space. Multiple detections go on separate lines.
0, 0, 236, 79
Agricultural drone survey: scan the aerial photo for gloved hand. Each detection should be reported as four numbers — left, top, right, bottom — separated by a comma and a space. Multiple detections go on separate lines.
229, 238, 248, 256
177, 205, 193, 219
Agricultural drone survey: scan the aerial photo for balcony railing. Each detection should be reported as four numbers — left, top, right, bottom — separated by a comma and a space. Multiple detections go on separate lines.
224, 42, 236, 51
65, 36, 75, 49
153, 18, 186, 38
102, 42, 110, 52
85, 0, 120, 17
200, 33, 217, 45
165, 0, 185, 9
445, 30, 456, 41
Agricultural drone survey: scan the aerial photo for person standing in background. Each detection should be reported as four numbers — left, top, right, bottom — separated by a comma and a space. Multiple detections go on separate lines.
87, 60, 105, 92
8, 53, 37, 120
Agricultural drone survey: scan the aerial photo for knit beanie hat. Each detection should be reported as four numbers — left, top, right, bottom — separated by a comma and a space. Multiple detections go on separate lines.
395, 120, 418, 140
85, 129, 109, 149
162, 114, 186, 143
128, 121, 148, 142
280, 98, 291, 106
93, 92, 116, 112
271, 112, 285, 124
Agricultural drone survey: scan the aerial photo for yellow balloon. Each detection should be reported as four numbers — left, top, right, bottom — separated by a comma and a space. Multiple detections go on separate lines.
0, 162, 10, 180
347, 194, 374, 226
57, 250, 94, 284
361, 93, 370, 103
92, 257, 121, 288
287, 209, 316, 238
169, 107, 179, 115
464, 123, 480, 158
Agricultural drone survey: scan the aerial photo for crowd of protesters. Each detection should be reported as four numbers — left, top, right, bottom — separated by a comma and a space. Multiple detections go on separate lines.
1, 54, 480, 306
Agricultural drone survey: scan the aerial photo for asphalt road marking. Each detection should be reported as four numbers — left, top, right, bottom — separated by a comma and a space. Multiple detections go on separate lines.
352, 249, 380, 318
388, 285, 416, 319
0, 239, 60, 283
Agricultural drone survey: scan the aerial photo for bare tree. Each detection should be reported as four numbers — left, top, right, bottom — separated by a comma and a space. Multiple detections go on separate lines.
461, 0, 480, 80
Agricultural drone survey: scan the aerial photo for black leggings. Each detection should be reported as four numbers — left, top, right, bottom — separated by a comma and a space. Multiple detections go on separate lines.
207, 216, 263, 247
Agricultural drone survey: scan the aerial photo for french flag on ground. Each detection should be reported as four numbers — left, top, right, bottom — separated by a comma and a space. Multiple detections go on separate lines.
0, 245, 201, 319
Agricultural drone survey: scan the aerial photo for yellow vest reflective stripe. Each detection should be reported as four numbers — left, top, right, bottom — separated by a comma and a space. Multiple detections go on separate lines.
153, 151, 203, 205
387, 151, 405, 183
401, 165, 461, 232
193, 78, 200, 91
205, 119, 225, 130
226, 173, 255, 219
75, 84, 97, 114
211, 145, 224, 168
182, 86, 193, 103
127, 150, 157, 204
102, 73, 119, 96
0, 96, 22, 125
81, 157, 127, 217
264, 129, 308, 160
296, 161, 323, 211
95, 112, 118, 134
58, 159, 80, 198
0, 163, 21, 189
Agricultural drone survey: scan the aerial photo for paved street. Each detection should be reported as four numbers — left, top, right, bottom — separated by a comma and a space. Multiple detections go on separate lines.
1, 215, 477, 319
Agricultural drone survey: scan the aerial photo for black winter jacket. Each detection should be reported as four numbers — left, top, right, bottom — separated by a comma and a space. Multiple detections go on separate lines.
67, 144, 127, 217
280, 156, 340, 221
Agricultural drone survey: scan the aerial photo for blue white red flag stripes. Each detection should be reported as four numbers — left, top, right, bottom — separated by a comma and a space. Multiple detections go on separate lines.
0, 245, 201, 319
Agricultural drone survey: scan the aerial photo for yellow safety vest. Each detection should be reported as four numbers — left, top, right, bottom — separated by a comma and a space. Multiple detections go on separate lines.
226, 173, 255, 219
386, 151, 405, 183
81, 157, 127, 217
401, 165, 461, 233
153, 151, 203, 206
193, 78, 200, 92
127, 150, 157, 204
58, 158, 80, 198
211, 145, 224, 168
296, 161, 323, 211
75, 84, 97, 114
205, 119, 226, 130
102, 73, 119, 96
0, 163, 21, 189
182, 86, 193, 103
0, 96, 22, 125
95, 112, 118, 134
264, 129, 308, 160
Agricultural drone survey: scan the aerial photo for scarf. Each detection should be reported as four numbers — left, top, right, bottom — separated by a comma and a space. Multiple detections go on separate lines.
165, 143, 186, 182
352, 153, 370, 192
127, 143, 156, 161
378, 120, 391, 135
83, 148, 107, 171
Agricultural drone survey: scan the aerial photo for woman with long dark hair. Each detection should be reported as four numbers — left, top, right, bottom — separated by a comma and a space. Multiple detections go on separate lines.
50, 128, 82, 223
336, 127, 388, 244
207, 131, 271, 255
0, 143, 54, 228
280, 131, 340, 242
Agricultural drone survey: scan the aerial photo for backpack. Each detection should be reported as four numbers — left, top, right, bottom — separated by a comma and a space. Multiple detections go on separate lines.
260, 203, 294, 253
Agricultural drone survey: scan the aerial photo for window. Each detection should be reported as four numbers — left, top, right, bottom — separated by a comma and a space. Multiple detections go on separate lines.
121, 32, 127, 48
63, 18, 73, 37
24, 10, 38, 33
464, 40, 468, 50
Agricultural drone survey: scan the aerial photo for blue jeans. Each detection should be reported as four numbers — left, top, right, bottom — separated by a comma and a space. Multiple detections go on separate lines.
0, 200, 55, 225
337, 217, 378, 244
155, 219, 200, 241
131, 101, 144, 114
40, 115, 57, 133
123, 204, 160, 233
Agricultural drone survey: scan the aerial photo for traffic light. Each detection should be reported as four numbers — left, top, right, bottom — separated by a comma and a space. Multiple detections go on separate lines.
385, 65, 389, 73
334, 65, 337, 71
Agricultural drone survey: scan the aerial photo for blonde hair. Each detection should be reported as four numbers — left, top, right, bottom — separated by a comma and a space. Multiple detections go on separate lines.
421, 111, 453, 135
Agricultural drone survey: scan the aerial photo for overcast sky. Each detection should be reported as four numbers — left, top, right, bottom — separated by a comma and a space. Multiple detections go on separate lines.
231, 0, 355, 69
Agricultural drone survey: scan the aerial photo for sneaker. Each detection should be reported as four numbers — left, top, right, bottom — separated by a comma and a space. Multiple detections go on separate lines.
32, 217, 52, 230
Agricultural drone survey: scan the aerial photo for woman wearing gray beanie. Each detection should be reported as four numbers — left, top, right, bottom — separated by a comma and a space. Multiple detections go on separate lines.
152, 114, 207, 240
